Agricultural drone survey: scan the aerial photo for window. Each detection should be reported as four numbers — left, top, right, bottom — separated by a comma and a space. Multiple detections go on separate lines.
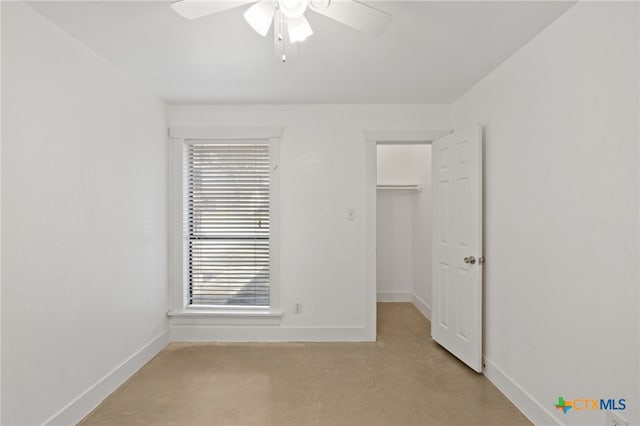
169, 128, 281, 318
186, 142, 270, 307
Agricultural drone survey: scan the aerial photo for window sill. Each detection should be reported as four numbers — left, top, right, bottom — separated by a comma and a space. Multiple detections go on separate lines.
168, 309, 282, 326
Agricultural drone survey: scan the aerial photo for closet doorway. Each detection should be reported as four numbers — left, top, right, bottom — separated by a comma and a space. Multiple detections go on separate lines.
376, 143, 432, 318
364, 127, 484, 373
364, 130, 446, 343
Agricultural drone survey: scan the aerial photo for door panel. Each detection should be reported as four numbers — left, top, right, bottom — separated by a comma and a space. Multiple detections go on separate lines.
431, 125, 483, 372
438, 263, 450, 329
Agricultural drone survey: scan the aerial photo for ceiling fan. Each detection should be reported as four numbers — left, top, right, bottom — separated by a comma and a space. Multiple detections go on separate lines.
170, 0, 392, 62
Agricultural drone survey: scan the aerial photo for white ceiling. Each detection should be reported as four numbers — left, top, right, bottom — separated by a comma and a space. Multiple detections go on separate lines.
29, 1, 574, 104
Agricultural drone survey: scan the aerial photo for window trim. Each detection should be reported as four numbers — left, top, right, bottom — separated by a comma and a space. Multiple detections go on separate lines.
168, 127, 282, 323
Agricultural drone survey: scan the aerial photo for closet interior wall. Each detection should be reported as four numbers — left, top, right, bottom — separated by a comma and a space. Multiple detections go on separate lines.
376, 145, 432, 315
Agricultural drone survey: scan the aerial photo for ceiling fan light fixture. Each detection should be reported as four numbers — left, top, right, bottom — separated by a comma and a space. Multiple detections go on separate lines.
278, 0, 308, 18
244, 1, 277, 37
309, 0, 330, 12
170, 0, 392, 63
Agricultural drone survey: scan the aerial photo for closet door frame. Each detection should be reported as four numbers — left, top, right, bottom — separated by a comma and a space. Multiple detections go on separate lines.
363, 129, 450, 340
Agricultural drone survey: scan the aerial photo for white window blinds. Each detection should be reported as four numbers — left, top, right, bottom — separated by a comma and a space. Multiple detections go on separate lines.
186, 142, 270, 306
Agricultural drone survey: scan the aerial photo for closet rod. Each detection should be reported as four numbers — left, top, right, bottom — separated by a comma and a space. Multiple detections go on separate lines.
376, 184, 423, 192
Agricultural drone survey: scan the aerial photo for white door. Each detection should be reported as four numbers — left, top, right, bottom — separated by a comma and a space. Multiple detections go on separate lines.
431, 125, 483, 372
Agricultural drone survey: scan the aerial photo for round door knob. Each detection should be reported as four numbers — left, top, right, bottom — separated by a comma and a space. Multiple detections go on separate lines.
464, 256, 476, 264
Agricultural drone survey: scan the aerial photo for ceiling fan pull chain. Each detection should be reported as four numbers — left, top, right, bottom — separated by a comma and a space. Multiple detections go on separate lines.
276, 7, 283, 42
280, 12, 287, 63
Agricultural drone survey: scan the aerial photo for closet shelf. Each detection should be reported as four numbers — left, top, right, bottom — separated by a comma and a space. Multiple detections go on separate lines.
376, 184, 423, 193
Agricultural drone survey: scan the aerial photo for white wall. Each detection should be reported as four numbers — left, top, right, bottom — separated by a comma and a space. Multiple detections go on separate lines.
376, 145, 433, 316
377, 145, 428, 185
452, 2, 639, 425
168, 105, 451, 339
376, 190, 414, 297
1, 3, 169, 425
411, 146, 432, 313
0, 3, 3, 420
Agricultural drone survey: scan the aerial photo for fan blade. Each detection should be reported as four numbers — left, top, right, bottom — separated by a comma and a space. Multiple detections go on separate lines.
288, 15, 313, 43
244, 1, 277, 36
311, 0, 391, 35
171, 0, 254, 20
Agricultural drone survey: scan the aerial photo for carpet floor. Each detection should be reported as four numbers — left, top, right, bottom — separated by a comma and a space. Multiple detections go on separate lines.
79, 303, 530, 426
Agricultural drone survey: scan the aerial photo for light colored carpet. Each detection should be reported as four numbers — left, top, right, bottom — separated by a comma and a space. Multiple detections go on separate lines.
79, 303, 530, 426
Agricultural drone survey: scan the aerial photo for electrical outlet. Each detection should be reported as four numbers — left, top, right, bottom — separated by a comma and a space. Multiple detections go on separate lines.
606, 411, 629, 426
294, 302, 302, 314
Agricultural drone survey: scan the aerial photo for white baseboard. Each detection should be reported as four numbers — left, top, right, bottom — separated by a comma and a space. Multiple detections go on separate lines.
170, 326, 374, 342
483, 356, 560, 426
171, 294, 424, 342
376, 291, 412, 302
43, 329, 170, 426
410, 293, 431, 320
